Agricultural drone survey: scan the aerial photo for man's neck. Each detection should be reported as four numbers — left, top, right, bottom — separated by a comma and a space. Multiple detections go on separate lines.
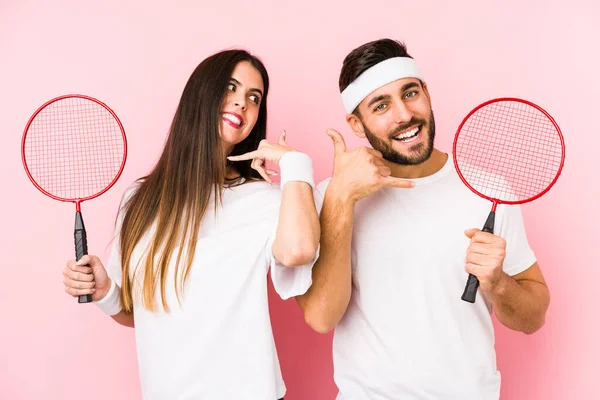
387, 148, 448, 179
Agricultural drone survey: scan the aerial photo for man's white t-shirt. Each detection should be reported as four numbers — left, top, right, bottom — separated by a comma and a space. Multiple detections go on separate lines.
314, 155, 536, 400
105, 180, 316, 400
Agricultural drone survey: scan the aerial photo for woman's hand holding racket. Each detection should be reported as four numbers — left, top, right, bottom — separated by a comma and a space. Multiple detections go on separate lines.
63, 255, 111, 301
21, 94, 127, 304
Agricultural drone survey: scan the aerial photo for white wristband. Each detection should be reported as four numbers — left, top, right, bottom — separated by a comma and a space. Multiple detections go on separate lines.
279, 151, 314, 189
94, 278, 123, 316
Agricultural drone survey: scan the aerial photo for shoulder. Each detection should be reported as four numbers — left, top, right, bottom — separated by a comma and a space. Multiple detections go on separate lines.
315, 177, 332, 197
316, 177, 332, 192
122, 180, 143, 201
113, 179, 146, 214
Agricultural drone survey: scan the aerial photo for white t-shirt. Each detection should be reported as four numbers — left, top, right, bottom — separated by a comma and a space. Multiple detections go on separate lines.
314, 155, 536, 400
105, 180, 316, 400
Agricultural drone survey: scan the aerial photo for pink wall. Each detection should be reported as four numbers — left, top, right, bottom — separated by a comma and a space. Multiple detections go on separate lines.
1, 0, 598, 399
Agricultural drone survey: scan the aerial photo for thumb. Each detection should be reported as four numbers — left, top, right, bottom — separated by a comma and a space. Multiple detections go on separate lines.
77, 254, 99, 267
325, 129, 347, 155
464, 228, 480, 238
87, 256, 108, 276
75, 255, 92, 266
278, 130, 288, 146
76, 255, 101, 274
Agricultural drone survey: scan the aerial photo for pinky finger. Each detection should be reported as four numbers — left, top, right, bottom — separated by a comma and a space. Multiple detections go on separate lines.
65, 286, 95, 297
257, 166, 272, 183
251, 159, 272, 183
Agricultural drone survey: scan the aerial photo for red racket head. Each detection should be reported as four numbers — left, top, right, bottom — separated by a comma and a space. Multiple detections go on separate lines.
21, 94, 127, 209
453, 98, 565, 208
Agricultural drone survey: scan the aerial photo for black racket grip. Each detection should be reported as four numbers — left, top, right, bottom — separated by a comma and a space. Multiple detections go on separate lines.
75, 211, 93, 304
461, 211, 496, 303
461, 274, 480, 303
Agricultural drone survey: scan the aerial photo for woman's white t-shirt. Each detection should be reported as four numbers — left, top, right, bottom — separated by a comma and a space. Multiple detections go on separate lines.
105, 180, 316, 400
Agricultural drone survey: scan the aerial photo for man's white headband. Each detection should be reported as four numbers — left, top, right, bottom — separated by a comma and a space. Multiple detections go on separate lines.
340, 57, 424, 114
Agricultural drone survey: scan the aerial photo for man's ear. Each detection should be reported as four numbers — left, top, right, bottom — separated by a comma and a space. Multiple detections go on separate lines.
346, 112, 366, 139
421, 81, 431, 103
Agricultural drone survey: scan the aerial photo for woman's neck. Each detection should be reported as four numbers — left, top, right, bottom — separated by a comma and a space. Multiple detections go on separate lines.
225, 166, 241, 181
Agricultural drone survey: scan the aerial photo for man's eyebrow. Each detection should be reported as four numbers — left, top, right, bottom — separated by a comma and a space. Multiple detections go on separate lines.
367, 94, 390, 108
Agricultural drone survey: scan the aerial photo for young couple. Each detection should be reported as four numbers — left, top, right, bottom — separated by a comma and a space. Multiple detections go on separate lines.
62, 38, 550, 400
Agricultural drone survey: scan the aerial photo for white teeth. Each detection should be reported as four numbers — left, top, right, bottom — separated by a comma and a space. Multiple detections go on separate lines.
394, 127, 419, 140
224, 114, 242, 126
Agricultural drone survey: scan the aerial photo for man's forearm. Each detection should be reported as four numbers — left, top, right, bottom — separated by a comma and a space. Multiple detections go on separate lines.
296, 186, 354, 334
488, 273, 550, 334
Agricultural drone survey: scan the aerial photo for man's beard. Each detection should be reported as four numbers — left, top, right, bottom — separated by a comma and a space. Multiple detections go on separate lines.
364, 111, 436, 166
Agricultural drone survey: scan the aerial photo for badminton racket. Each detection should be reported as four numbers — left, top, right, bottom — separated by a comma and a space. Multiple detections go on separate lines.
21, 94, 127, 303
453, 97, 564, 303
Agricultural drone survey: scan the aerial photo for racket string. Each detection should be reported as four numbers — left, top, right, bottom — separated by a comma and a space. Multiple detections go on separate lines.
455, 100, 563, 202
23, 97, 125, 200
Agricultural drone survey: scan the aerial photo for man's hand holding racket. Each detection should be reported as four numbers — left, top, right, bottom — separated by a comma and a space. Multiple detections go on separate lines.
464, 229, 508, 295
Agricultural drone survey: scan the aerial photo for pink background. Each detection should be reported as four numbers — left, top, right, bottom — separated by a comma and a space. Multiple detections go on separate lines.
1, 0, 598, 399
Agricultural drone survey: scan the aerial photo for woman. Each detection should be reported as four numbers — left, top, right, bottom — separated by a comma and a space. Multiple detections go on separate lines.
62, 49, 320, 400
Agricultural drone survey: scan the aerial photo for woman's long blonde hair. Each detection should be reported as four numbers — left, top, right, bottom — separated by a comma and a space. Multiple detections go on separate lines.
118, 50, 270, 312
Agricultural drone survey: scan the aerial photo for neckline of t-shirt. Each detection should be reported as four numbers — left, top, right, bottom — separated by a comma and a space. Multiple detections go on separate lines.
408, 153, 454, 187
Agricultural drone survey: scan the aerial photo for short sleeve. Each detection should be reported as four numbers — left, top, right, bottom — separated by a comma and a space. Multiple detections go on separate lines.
105, 233, 123, 286
266, 232, 319, 300
496, 203, 537, 276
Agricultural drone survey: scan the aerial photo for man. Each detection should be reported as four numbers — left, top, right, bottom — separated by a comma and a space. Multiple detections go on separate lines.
296, 38, 550, 400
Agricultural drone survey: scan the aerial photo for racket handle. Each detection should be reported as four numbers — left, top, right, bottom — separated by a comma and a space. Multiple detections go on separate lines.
461, 211, 496, 303
74, 211, 93, 304
461, 274, 480, 303
481, 211, 496, 234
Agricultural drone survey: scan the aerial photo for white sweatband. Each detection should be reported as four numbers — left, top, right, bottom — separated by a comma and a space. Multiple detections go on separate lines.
94, 278, 123, 316
279, 151, 314, 189
340, 57, 424, 113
